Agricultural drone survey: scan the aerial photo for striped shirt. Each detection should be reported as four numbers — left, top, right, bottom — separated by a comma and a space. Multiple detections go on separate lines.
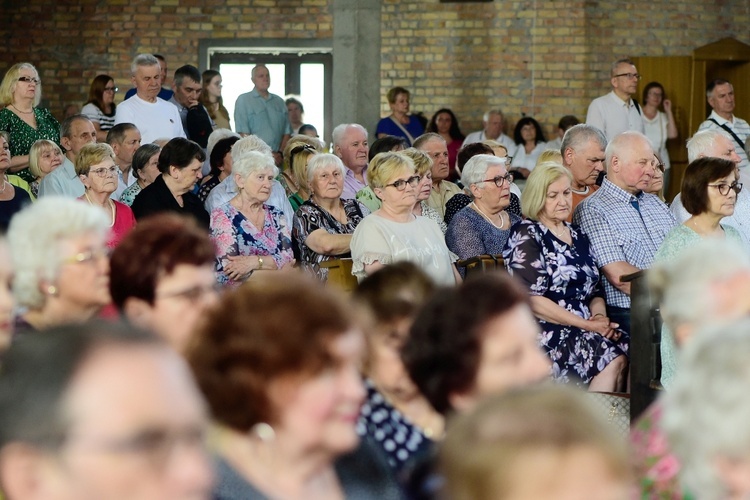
698, 110, 750, 170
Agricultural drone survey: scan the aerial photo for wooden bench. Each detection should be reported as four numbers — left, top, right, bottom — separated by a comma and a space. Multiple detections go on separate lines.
319, 258, 359, 293
455, 254, 506, 278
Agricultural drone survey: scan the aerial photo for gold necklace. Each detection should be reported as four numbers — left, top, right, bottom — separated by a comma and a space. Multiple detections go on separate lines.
10, 104, 34, 115
84, 190, 115, 227
471, 202, 505, 229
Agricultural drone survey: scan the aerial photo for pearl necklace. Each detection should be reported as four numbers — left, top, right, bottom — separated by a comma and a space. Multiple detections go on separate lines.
472, 202, 506, 229
0, 179, 8, 193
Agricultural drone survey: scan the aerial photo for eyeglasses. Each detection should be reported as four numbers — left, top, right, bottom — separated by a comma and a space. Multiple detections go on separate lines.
385, 175, 420, 191
613, 72, 642, 81
61, 248, 110, 266
88, 166, 118, 178
18, 76, 41, 85
156, 283, 222, 302
708, 181, 743, 196
480, 173, 514, 188
289, 144, 316, 164
104, 86, 118, 92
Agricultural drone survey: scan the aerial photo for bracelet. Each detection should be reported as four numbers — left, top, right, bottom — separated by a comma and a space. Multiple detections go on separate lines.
258, 257, 264, 270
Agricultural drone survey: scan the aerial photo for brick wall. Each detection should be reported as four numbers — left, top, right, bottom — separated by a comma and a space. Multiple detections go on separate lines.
2, 0, 750, 139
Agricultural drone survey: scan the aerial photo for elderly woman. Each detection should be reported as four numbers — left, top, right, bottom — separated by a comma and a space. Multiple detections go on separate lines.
375, 87, 425, 145
210, 150, 294, 285
200, 69, 230, 130
631, 240, 750, 499
350, 152, 460, 285
75, 143, 136, 248
663, 321, 750, 499
109, 213, 219, 354
0, 63, 61, 183
446, 154, 520, 275
353, 263, 443, 473
280, 136, 322, 210
188, 274, 401, 498
198, 136, 238, 202
441, 386, 631, 500
510, 116, 547, 179
118, 143, 161, 206
645, 153, 666, 201
292, 153, 367, 280
131, 137, 209, 228
0, 238, 14, 351
81, 74, 118, 142
27, 138, 63, 197
0, 132, 32, 231
8, 198, 110, 332
427, 108, 465, 180
503, 161, 627, 391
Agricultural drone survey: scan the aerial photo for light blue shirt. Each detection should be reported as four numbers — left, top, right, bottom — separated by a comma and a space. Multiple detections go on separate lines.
233, 89, 291, 152
38, 157, 84, 198
204, 175, 294, 229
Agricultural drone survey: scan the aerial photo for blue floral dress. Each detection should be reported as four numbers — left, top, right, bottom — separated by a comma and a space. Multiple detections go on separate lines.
503, 219, 629, 385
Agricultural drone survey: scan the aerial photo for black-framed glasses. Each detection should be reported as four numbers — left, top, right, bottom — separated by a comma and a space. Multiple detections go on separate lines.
289, 144, 316, 164
708, 181, 743, 196
104, 86, 118, 92
385, 175, 420, 191
480, 173, 513, 188
613, 72, 641, 81
18, 76, 41, 85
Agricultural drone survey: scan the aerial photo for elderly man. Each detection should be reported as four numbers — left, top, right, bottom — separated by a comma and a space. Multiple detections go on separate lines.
234, 64, 291, 165
0, 322, 213, 500
462, 109, 517, 156
669, 129, 750, 250
586, 58, 646, 141
573, 131, 676, 333
115, 54, 185, 144
332, 123, 370, 200
415, 133, 463, 218
124, 53, 173, 101
204, 134, 294, 228
106, 123, 141, 199
169, 65, 214, 147
38, 114, 96, 197
561, 124, 608, 217
697, 79, 750, 174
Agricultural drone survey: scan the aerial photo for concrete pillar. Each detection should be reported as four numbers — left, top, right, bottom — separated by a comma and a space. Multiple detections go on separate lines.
332, 0, 382, 134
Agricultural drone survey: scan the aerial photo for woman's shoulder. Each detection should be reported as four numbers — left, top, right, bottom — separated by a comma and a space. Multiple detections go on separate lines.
81, 102, 103, 116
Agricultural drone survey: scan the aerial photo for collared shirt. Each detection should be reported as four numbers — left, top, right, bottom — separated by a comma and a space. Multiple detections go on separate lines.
462, 131, 517, 156
342, 167, 368, 200
112, 167, 138, 200
233, 89, 291, 151
698, 110, 750, 170
586, 91, 645, 141
573, 178, 676, 308
427, 180, 463, 218
38, 157, 84, 198
204, 175, 294, 229
670, 190, 750, 252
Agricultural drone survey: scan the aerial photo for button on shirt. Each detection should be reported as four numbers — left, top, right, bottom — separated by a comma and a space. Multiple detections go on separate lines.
233, 89, 291, 152
573, 178, 676, 308
698, 110, 750, 170
586, 91, 646, 141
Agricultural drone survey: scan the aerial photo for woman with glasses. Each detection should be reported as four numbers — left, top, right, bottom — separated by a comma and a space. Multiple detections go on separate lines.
7, 197, 111, 333
351, 152, 460, 285
292, 153, 367, 281
446, 154, 520, 277
82, 74, 118, 142
503, 161, 628, 392
0, 62, 61, 183
280, 136, 322, 210
645, 153, 667, 202
75, 143, 135, 248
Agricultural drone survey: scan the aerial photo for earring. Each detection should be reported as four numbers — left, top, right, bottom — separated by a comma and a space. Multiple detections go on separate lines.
46, 285, 57, 296
250, 422, 276, 442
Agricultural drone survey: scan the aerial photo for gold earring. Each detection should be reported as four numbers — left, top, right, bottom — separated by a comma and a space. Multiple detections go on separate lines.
47, 285, 57, 296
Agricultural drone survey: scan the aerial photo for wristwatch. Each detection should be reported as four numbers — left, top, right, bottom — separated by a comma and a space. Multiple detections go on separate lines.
258, 257, 264, 269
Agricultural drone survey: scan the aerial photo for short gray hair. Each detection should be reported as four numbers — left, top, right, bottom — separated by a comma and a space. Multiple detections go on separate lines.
131, 54, 160, 76
461, 154, 505, 188
8, 198, 109, 309
331, 123, 367, 147
663, 319, 750, 498
231, 135, 273, 163
561, 124, 607, 156
306, 153, 346, 186
232, 150, 278, 181
482, 109, 504, 123
649, 239, 750, 332
686, 129, 732, 163
604, 131, 650, 173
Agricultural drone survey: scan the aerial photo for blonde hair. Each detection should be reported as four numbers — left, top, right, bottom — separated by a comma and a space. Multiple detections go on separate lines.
75, 143, 116, 176
28, 140, 64, 179
367, 152, 415, 189
399, 148, 432, 176
536, 149, 563, 165
283, 135, 324, 191
481, 140, 508, 157
0, 63, 41, 107
521, 161, 572, 220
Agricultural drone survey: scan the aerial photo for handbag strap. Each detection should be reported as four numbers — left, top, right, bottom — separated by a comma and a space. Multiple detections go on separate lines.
709, 118, 746, 150
389, 116, 415, 144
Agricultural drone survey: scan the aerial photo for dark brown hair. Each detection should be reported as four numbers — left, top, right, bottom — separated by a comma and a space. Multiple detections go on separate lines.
85, 74, 116, 116
681, 157, 737, 215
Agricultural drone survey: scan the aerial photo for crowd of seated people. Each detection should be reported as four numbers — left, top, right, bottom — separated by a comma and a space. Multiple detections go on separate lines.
4, 53, 750, 499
